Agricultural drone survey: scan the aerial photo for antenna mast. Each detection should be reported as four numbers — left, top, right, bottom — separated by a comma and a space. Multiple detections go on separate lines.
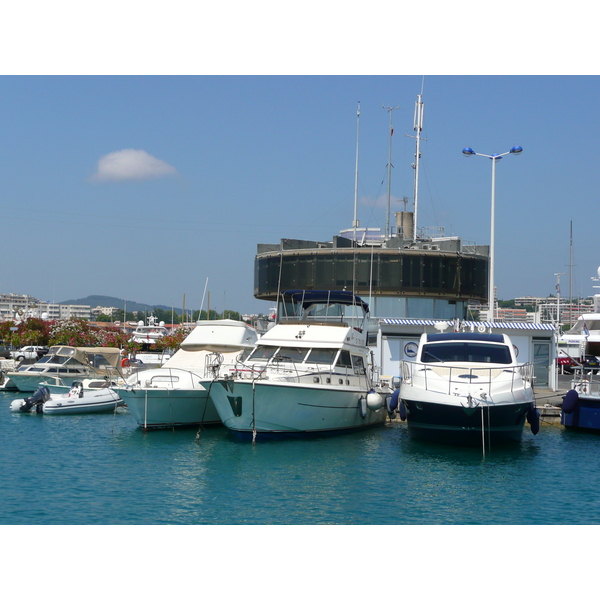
412, 93, 424, 242
383, 104, 400, 240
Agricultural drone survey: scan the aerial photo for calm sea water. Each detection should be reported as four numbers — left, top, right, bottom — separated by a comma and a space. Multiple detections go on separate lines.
2, 389, 600, 526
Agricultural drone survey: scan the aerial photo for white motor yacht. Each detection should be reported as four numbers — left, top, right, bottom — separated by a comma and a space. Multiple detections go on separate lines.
208, 290, 390, 440
399, 331, 538, 447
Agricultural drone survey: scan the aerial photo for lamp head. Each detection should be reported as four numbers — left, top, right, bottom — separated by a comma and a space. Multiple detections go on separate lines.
510, 145, 523, 155
462, 147, 475, 156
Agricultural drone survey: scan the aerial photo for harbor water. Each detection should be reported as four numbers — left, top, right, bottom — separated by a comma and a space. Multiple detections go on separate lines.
2, 389, 600, 526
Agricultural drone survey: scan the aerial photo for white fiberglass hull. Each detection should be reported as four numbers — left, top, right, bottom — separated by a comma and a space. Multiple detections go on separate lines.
117, 386, 220, 430
8, 372, 92, 393
400, 371, 535, 444
210, 379, 387, 440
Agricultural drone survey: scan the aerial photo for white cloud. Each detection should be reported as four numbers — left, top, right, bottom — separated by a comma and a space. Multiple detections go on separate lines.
91, 149, 178, 182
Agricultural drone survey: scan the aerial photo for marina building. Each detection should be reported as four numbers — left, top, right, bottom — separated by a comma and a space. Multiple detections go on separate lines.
253, 212, 557, 389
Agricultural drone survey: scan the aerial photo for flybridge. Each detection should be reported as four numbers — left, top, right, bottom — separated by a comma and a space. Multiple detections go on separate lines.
276, 290, 369, 326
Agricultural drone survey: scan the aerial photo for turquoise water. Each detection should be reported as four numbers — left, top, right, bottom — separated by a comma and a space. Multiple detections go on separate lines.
2, 389, 600, 525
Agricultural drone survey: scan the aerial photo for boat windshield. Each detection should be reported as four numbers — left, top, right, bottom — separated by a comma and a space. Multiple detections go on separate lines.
421, 342, 512, 364
36, 355, 56, 364
566, 319, 600, 334
247, 346, 279, 362
272, 347, 310, 363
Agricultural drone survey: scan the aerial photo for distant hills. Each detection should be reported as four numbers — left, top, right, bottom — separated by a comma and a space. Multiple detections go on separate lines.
59, 295, 178, 313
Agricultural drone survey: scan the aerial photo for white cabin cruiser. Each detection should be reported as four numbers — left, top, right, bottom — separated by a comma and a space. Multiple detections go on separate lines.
5, 346, 123, 393
115, 319, 258, 430
399, 332, 538, 446
10, 380, 123, 415
208, 290, 390, 440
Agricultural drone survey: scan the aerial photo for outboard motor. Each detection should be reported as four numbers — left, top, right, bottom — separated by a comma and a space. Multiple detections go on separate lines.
68, 381, 84, 398
16, 386, 51, 413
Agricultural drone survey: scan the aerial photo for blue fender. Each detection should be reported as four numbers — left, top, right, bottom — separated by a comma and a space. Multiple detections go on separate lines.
399, 400, 407, 421
562, 389, 579, 415
388, 388, 400, 412
527, 403, 540, 435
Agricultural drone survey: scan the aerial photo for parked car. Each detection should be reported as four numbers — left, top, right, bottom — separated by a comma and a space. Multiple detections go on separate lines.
9, 345, 49, 362
562, 354, 600, 374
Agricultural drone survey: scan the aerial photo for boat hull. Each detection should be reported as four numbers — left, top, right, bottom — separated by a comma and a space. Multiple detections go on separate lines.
117, 387, 221, 430
8, 373, 91, 393
561, 394, 600, 431
209, 379, 387, 440
402, 397, 531, 445
11, 389, 123, 415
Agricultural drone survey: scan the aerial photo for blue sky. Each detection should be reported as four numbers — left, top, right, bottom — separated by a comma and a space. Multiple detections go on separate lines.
2, 6, 599, 316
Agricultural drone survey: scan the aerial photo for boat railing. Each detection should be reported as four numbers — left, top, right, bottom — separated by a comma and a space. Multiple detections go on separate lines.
233, 357, 373, 387
129, 368, 207, 390
401, 360, 534, 396
570, 368, 600, 396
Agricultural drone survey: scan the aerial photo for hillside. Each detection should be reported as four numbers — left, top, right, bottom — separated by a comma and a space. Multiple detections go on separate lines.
59, 295, 177, 313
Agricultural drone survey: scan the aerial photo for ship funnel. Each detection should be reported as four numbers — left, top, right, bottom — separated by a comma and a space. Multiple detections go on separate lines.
396, 211, 414, 240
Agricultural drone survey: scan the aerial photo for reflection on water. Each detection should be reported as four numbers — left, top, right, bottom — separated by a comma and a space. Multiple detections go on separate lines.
2, 390, 600, 525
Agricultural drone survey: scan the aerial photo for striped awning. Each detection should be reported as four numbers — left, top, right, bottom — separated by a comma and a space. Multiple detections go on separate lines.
379, 318, 556, 331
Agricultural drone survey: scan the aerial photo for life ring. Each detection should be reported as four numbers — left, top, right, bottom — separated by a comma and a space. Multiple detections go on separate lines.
121, 358, 131, 368
477, 324, 486, 333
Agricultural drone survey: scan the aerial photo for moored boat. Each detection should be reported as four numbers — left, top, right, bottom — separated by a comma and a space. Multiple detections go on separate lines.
115, 319, 259, 430
5, 346, 123, 393
399, 331, 538, 447
10, 380, 123, 415
129, 315, 172, 366
208, 290, 391, 441
561, 343, 600, 431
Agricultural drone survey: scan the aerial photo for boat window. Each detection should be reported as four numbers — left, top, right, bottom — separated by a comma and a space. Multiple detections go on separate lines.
55, 347, 75, 356
273, 347, 309, 363
336, 350, 352, 368
247, 346, 279, 361
237, 348, 253, 362
421, 342, 512, 364
306, 348, 338, 364
87, 354, 112, 368
352, 355, 366, 374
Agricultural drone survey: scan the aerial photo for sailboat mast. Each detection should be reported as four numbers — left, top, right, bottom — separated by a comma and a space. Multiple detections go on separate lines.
569, 220, 573, 327
353, 102, 360, 242
352, 102, 360, 298
412, 94, 424, 243
383, 105, 400, 240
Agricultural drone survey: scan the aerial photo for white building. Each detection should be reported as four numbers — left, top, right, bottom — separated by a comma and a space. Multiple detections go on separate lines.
0, 293, 91, 321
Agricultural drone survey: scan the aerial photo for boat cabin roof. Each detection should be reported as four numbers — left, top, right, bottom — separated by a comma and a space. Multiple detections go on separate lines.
426, 332, 505, 344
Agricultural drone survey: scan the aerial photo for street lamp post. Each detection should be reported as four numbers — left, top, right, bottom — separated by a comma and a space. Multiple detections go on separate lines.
462, 145, 523, 322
